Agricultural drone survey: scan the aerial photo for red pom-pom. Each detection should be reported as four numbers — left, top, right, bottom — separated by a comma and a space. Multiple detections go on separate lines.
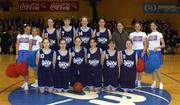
15, 61, 28, 76
136, 59, 145, 72
73, 82, 83, 93
6, 64, 19, 78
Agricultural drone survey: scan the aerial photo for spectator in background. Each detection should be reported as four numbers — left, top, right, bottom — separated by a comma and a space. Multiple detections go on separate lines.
1, 31, 11, 55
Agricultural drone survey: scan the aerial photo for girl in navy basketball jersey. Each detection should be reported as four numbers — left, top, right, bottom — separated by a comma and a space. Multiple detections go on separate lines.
36, 38, 55, 93
54, 38, 72, 92
120, 39, 138, 92
93, 18, 112, 51
102, 40, 120, 91
59, 17, 76, 50
76, 16, 93, 49
70, 36, 87, 88
86, 37, 102, 91
42, 18, 59, 51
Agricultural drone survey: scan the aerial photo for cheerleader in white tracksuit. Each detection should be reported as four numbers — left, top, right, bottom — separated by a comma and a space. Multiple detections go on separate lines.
147, 21, 165, 90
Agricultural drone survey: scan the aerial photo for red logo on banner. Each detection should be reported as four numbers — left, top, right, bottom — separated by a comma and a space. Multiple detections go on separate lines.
19, 1, 79, 11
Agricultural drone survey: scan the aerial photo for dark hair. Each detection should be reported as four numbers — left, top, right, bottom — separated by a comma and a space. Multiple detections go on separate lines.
48, 17, 54, 22
150, 21, 158, 26
24, 24, 31, 29
74, 36, 82, 42
126, 38, 133, 44
89, 37, 98, 43
108, 39, 116, 45
134, 21, 142, 27
59, 38, 67, 44
99, 17, 106, 23
64, 17, 71, 21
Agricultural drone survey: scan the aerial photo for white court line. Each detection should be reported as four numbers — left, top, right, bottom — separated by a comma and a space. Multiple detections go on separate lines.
47, 99, 73, 105
135, 89, 170, 103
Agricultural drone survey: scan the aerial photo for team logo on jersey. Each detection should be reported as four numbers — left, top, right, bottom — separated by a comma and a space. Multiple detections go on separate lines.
88, 59, 99, 67
133, 36, 143, 41
106, 60, 117, 68
148, 36, 158, 41
73, 58, 84, 65
19, 38, 29, 43
81, 37, 90, 43
98, 37, 108, 44
123, 60, 134, 68
32, 39, 37, 45
58, 61, 69, 69
41, 60, 52, 68
64, 37, 72, 43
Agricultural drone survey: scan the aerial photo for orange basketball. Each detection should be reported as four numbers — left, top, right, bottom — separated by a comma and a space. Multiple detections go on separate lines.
73, 82, 83, 93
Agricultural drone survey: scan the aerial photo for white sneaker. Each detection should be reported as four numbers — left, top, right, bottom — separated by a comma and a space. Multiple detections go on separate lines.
31, 80, 38, 88
24, 83, 29, 90
137, 81, 141, 88
151, 81, 156, 88
159, 82, 164, 90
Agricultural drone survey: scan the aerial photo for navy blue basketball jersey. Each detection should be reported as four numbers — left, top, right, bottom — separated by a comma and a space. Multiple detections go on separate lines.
60, 26, 74, 49
38, 49, 54, 69
44, 28, 59, 50
55, 50, 70, 70
95, 29, 109, 50
104, 50, 118, 69
71, 47, 85, 66
77, 27, 92, 49
120, 50, 136, 88
87, 48, 101, 67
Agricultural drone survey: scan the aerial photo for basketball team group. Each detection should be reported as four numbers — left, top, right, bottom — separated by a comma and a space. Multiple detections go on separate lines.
15, 16, 165, 93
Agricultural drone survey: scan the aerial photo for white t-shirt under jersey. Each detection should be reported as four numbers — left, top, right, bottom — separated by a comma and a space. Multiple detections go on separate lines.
32, 35, 42, 51
17, 34, 33, 50
147, 31, 163, 51
129, 31, 146, 50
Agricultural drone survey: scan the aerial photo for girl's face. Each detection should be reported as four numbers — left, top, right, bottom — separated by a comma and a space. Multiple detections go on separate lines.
74, 38, 82, 47
117, 23, 124, 31
135, 23, 141, 32
32, 28, 38, 36
24, 26, 31, 34
90, 39, 97, 48
59, 40, 67, 49
81, 17, 88, 27
43, 39, 50, 49
64, 19, 71, 26
108, 42, 115, 50
150, 23, 157, 31
98, 19, 105, 27
48, 19, 54, 27
126, 40, 132, 49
